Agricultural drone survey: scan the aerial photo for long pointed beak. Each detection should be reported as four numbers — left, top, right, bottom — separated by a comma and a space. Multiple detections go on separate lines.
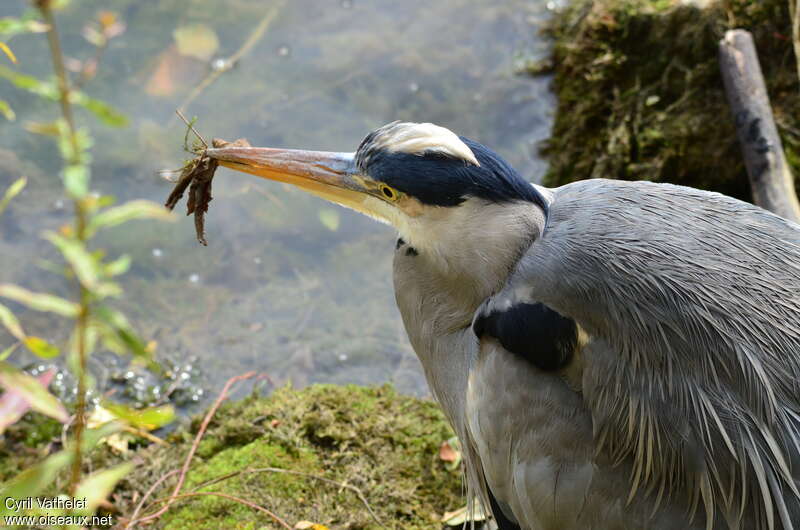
205, 146, 383, 219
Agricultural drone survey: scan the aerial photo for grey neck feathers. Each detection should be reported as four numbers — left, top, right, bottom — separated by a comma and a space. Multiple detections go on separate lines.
392, 199, 545, 429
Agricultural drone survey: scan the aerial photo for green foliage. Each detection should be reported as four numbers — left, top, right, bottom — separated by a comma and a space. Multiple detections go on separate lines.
102, 401, 175, 430
540, 0, 799, 200
0, 11, 48, 38
0, 177, 25, 216
0, 284, 80, 317
0, 2, 171, 522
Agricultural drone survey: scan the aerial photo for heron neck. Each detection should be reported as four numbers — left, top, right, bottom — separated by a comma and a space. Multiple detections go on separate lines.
392, 200, 544, 429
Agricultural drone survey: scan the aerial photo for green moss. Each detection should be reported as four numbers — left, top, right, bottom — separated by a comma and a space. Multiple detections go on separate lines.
0, 384, 460, 528
541, 0, 800, 200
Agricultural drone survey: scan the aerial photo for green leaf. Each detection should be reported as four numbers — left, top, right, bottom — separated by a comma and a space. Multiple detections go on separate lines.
88, 199, 175, 234
318, 209, 340, 231
0, 64, 58, 99
74, 462, 133, 515
24, 336, 59, 359
63, 163, 89, 198
0, 14, 49, 38
0, 361, 68, 423
0, 176, 26, 216
76, 94, 128, 128
0, 284, 79, 317
0, 343, 18, 361
0, 450, 72, 517
0, 302, 25, 340
55, 120, 93, 162
44, 232, 100, 290
0, 100, 14, 121
83, 421, 123, 450
104, 254, 131, 277
0, 42, 16, 63
104, 401, 175, 430
93, 306, 149, 359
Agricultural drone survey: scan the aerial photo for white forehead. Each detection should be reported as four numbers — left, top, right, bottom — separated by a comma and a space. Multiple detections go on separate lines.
369, 122, 480, 166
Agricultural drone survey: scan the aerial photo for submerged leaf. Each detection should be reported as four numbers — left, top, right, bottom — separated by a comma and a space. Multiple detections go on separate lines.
0, 361, 68, 423
318, 209, 340, 231
173, 24, 219, 61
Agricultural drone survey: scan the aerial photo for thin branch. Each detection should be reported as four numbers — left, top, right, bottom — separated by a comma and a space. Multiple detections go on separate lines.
192, 466, 386, 528
125, 372, 258, 527
140, 491, 292, 529
175, 1, 285, 118
123, 469, 179, 528
175, 109, 208, 150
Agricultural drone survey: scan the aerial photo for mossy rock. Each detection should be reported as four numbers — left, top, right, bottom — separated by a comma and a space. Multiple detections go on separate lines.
540, 0, 800, 200
96, 384, 463, 529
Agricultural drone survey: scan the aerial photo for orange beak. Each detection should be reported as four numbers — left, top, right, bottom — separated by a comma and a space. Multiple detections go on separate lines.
205, 146, 388, 220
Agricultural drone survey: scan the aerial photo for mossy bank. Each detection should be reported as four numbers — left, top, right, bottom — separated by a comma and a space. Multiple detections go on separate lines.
0, 385, 463, 529
540, 0, 799, 199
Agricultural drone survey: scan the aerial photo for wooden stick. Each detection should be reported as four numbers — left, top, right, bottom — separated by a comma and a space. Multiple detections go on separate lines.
719, 29, 800, 223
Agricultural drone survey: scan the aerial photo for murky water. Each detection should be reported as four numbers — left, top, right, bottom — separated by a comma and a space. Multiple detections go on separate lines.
0, 0, 554, 412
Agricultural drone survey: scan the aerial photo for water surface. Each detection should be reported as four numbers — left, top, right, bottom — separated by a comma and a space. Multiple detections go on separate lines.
0, 0, 554, 411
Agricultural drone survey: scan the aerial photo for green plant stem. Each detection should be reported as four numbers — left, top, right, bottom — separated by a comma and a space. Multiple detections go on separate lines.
36, 0, 90, 496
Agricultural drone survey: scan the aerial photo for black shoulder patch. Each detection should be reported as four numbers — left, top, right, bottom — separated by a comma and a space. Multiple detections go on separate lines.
473, 302, 577, 371
395, 237, 405, 249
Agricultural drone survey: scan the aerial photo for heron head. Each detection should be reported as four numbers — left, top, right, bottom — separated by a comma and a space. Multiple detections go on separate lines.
207, 121, 548, 256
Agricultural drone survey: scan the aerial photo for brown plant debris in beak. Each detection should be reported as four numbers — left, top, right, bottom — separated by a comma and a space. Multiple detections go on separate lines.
164, 137, 250, 245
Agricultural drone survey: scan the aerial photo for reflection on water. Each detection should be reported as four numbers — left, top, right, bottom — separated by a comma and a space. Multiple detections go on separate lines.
0, 0, 554, 411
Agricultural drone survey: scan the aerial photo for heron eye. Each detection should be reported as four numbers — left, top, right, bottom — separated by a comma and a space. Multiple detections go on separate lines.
380, 184, 398, 201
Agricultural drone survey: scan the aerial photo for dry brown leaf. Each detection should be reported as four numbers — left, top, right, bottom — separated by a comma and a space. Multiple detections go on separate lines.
439, 440, 458, 462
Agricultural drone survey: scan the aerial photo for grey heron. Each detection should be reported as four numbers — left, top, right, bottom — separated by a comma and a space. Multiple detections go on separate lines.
205, 121, 800, 530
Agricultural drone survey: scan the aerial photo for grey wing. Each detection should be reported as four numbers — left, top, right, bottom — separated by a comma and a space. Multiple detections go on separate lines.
492, 178, 800, 530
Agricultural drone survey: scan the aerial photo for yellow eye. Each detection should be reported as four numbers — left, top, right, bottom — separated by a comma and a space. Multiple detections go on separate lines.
379, 184, 399, 201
